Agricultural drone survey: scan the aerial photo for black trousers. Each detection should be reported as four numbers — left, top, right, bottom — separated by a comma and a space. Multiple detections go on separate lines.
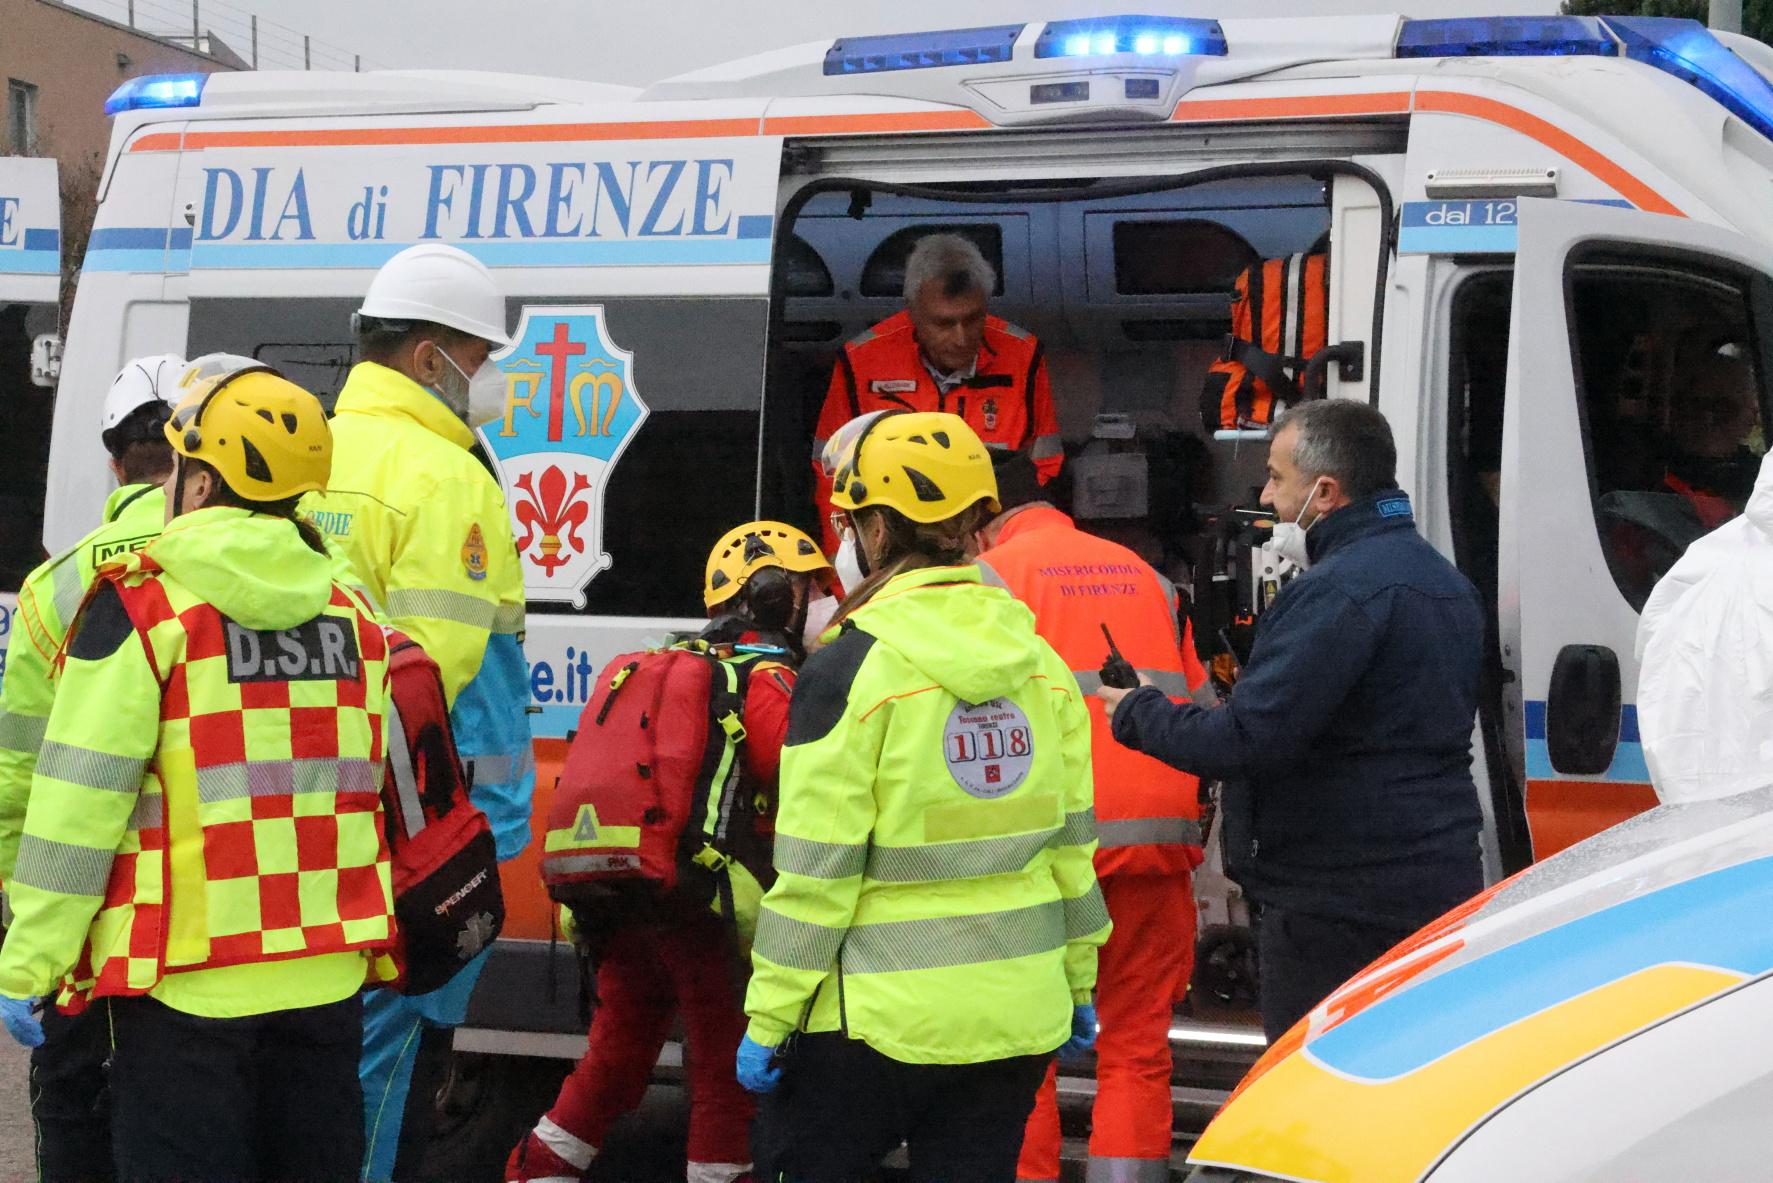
754, 1032, 1050, 1183
30, 1003, 115, 1183
1256, 904, 1417, 1041
107, 993, 366, 1183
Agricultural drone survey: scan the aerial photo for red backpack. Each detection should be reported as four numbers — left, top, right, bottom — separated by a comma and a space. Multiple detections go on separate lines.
542, 640, 778, 931
380, 632, 505, 994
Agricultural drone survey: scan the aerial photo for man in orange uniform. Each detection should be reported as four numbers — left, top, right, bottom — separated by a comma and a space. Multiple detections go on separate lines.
813, 233, 1062, 550
975, 456, 1211, 1183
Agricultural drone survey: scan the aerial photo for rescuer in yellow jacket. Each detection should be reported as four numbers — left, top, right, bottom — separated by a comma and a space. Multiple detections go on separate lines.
740, 411, 1109, 1183
0, 357, 395, 1182
0, 353, 184, 1183
301, 243, 532, 1181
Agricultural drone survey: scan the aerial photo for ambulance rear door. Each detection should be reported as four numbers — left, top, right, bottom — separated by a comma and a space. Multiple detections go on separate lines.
1501, 197, 1773, 857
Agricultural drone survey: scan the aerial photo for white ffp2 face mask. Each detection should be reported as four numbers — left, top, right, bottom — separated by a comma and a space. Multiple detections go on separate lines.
433, 346, 508, 428
834, 535, 866, 593
1263, 478, 1327, 571
801, 594, 839, 651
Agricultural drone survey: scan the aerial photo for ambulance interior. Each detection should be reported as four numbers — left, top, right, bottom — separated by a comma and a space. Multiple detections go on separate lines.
0, 298, 58, 593
760, 172, 1337, 647
761, 170, 1773, 908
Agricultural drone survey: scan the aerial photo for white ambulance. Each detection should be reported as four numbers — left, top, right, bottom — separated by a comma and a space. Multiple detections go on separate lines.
0, 154, 61, 683
47, 13, 1773, 1169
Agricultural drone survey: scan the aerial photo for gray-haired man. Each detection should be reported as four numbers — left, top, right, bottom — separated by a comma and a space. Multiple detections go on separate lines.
812, 232, 1062, 548
1099, 400, 1487, 1040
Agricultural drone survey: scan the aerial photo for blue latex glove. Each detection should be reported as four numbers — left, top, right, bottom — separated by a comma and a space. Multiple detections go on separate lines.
1057, 1003, 1097, 1060
736, 1033, 784, 1094
0, 996, 44, 1049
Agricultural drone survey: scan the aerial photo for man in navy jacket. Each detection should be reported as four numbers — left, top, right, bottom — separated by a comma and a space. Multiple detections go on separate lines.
1099, 400, 1485, 1039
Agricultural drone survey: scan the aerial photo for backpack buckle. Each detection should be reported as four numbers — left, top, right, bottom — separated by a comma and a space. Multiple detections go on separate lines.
692, 844, 731, 872
718, 711, 747, 743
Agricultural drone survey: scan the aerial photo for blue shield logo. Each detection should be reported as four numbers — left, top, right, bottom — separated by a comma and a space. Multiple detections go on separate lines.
478, 306, 649, 607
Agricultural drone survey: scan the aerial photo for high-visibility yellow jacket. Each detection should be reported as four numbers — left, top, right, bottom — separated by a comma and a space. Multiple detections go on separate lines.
0, 508, 394, 1018
303, 362, 533, 860
745, 564, 1109, 1065
0, 484, 166, 883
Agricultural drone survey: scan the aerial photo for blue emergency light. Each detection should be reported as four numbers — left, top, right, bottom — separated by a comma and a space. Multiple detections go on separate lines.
1603, 16, 1773, 143
104, 73, 208, 115
823, 24, 1025, 76
1034, 16, 1228, 60
1394, 16, 1617, 58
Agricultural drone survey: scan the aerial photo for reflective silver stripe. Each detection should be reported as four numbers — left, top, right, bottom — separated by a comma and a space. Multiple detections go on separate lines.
195, 757, 380, 805
1030, 433, 1063, 460
491, 602, 526, 635
465, 748, 534, 787
49, 557, 84, 630
843, 900, 1065, 974
128, 792, 163, 833
384, 588, 497, 630
13, 834, 114, 897
1059, 807, 1096, 847
866, 828, 1058, 883
1064, 883, 1111, 939
1283, 253, 1305, 365
773, 834, 867, 881
1071, 669, 1194, 698
1096, 817, 1202, 849
1086, 1156, 1171, 1183
974, 558, 1010, 590
387, 697, 425, 842
0, 709, 49, 752
35, 741, 145, 793
753, 907, 846, 972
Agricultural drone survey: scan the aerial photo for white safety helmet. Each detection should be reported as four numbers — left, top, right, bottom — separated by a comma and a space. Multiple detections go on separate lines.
355, 244, 512, 347
102, 353, 187, 434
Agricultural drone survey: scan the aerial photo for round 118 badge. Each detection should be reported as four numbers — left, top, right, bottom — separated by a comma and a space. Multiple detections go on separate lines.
943, 698, 1035, 799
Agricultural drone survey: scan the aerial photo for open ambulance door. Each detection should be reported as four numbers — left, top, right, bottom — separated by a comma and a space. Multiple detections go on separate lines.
1501, 197, 1773, 858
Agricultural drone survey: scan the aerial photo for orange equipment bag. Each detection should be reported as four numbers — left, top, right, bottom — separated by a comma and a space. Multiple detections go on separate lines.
1200, 252, 1329, 433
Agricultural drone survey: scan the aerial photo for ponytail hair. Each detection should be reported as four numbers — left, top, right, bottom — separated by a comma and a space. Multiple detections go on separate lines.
180, 457, 331, 556
829, 501, 991, 629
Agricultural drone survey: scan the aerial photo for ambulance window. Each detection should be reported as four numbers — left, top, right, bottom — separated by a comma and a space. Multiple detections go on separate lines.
187, 297, 361, 409
1113, 220, 1258, 296
860, 225, 1004, 297
0, 301, 56, 591
1569, 253, 1770, 610
780, 234, 834, 298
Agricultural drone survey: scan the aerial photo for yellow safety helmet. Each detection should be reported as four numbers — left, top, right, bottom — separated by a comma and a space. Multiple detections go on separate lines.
165, 353, 332, 501
820, 410, 999, 524
704, 520, 833, 610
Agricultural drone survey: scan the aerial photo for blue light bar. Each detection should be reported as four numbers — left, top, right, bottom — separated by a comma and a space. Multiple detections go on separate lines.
824, 24, 1024, 75
104, 73, 208, 115
1604, 16, 1773, 143
1035, 16, 1227, 60
1395, 16, 1616, 58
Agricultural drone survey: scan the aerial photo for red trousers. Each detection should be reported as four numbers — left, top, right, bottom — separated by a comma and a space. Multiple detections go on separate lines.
1017, 870, 1197, 1182
546, 914, 754, 1172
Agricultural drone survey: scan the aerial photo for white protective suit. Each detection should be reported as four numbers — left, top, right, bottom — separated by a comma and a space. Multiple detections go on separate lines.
1636, 450, 1773, 804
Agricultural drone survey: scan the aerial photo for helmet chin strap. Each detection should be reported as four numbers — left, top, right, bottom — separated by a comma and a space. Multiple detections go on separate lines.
169, 455, 187, 519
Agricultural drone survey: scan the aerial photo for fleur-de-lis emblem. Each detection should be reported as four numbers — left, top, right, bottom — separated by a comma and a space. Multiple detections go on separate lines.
511, 465, 591, 576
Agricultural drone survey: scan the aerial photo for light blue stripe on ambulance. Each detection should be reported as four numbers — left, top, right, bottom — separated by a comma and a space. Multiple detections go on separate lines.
83, 250, 176, 273
1306, 852, 1773, 1082
0, 249, 60, 274
186, 238, 772, 270
1524, 737, 1650, 781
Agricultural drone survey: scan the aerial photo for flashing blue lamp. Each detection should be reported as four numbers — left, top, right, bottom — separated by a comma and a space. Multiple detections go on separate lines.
104, 73, 208, 115
1035, 16, 1228, 60
1604, 16, 1773, 143
1395, 16, 1617, 58
824, 24, 1025, 75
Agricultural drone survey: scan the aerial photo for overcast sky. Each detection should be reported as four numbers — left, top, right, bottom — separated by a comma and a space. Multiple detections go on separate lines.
69, 0, 1565, 83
